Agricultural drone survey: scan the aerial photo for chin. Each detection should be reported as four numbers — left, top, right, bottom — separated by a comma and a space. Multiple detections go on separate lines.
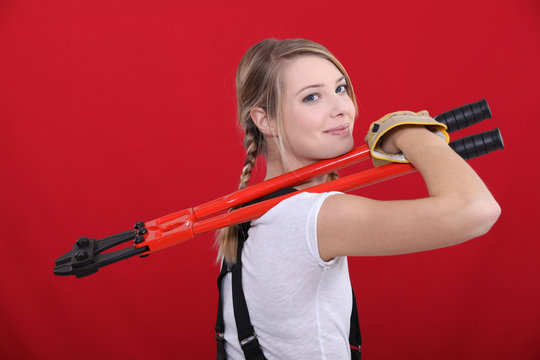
325, 139, 354, 159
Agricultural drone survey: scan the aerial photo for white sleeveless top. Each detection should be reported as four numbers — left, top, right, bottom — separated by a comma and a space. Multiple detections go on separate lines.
222, 191, 352, 360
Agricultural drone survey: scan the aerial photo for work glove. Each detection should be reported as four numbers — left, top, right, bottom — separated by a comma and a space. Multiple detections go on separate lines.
365, 110, 449, 167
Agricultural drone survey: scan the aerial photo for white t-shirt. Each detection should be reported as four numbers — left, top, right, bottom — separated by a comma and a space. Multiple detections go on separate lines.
222, 191, 352, 360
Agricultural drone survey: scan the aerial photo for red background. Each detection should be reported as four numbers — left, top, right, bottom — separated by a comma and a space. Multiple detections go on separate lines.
1, 0, 539, 359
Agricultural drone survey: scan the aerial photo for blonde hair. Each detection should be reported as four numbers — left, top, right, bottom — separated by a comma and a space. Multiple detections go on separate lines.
217, 38, 358, 263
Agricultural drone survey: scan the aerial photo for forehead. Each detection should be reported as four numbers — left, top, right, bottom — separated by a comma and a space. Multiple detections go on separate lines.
280, 55, 343, 91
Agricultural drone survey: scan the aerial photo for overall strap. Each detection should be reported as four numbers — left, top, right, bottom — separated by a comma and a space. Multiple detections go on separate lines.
232, 230, 266, 360
216, 259, 229, 360
215, 187, 296, 360
350, 287, 362, 359
232, 187, 297, 360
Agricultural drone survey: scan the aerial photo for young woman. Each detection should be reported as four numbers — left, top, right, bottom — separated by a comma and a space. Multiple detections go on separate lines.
216, 38, 500, 360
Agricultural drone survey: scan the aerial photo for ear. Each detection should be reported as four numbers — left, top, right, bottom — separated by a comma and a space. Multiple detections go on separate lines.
250, 107, 276, 137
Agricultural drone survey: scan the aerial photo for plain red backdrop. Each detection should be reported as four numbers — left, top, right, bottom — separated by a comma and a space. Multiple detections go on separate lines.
1, 0, 539, 359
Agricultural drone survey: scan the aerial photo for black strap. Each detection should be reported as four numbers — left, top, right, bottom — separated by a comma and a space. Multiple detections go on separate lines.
232, 233, 266, 360
216, 187, 361, 359
235, 187, 297, 360
216, 260, 229, 360
350, 287, 362, 359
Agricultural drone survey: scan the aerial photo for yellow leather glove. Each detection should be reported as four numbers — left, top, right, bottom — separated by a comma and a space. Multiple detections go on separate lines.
364, 110, 450, 167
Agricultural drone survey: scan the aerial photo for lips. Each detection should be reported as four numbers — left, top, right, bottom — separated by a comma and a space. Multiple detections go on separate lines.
324, 124, 349, 135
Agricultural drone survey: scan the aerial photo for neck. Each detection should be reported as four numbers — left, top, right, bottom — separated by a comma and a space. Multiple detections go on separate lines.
264, 152, 328, 190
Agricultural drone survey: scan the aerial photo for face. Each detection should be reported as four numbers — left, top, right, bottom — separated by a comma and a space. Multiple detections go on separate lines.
277, 55, 356, 171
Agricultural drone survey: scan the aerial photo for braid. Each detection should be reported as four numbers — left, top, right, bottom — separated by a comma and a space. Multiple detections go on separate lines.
239, 130, 260, 189
216, 129, 260, 264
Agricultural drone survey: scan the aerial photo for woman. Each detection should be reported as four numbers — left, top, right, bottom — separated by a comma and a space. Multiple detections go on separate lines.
216, 38, 500, 360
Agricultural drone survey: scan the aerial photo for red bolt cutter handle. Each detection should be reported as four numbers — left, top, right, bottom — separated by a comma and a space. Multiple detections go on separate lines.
143, 128, 503, 253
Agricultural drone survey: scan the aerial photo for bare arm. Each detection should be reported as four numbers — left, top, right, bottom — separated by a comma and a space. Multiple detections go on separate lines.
317, 126, 501, 260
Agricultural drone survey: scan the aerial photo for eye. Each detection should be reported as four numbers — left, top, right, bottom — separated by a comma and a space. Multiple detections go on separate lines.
336, 84, 348, 93
303, 93, 320, 103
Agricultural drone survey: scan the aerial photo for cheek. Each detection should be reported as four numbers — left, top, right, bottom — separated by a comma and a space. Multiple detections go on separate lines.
283, 107, 318, 134
346, 99, 356, 127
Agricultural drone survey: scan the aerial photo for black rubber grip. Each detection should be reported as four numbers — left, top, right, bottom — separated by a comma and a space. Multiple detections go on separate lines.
449, 128, 504, 160
435, 98, 492, 133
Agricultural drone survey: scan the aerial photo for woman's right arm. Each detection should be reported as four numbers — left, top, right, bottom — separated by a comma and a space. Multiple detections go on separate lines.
317, 126, 501, 261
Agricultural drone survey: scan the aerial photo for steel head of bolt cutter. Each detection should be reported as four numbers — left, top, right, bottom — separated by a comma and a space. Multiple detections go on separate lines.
53, 229, 149, 278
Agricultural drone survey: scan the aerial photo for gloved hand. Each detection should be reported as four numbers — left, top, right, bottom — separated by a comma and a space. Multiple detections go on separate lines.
365, 110, 449, 167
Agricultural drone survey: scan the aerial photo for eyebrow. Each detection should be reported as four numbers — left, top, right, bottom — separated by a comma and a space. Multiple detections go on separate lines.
295, 75, 346, 96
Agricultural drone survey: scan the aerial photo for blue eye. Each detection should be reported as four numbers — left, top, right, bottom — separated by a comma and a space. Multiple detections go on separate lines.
303, 94, 319, 103
336, 84, 348, 93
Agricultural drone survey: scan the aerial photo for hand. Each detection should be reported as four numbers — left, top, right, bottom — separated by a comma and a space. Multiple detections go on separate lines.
380, 124, 429, 154
364, 110, 449, 167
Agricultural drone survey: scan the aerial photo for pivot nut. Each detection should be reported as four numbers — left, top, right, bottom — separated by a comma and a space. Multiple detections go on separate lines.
75, 250, 88, 261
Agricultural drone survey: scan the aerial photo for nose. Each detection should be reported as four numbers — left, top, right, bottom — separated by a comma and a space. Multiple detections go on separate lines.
330, 93, 350, 118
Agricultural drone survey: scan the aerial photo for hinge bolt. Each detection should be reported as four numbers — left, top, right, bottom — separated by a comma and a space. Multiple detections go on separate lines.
75, 250, 88, 261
